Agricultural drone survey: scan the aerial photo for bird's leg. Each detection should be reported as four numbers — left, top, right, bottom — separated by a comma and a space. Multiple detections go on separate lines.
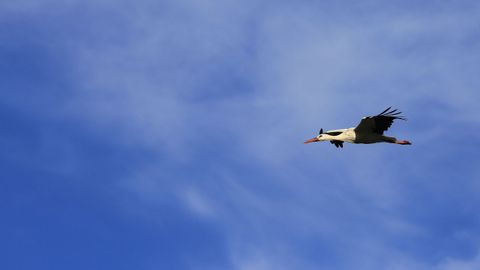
395, 140, 412, 145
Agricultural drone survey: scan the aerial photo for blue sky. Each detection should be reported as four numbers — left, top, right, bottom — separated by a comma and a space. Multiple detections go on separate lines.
2, 1, 480, 269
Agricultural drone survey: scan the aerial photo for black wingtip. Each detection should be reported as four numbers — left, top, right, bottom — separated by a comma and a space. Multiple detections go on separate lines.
379, 107, 392, 115
378, 107, 407, 120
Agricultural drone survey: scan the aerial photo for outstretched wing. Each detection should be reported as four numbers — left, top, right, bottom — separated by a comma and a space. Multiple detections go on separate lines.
354, 107, 406, 135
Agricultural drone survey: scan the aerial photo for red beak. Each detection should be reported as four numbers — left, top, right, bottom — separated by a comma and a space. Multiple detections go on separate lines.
304, 137, 320, 144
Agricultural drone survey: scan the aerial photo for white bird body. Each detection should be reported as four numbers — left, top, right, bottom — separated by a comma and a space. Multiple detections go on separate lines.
304, 107, 411, 148
320, 128, 356, 143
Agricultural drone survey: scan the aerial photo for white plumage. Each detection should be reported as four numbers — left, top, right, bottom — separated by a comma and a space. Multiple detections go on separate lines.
304, 107, 411, 148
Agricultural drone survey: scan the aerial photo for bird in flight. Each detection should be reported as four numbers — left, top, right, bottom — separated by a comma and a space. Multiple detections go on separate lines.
304, 107, 411, 148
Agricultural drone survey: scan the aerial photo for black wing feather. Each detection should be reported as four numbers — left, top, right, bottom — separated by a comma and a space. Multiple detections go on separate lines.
325, 131, 343, 136
355, 107, 407, 135
330, 140, 344, 148
373, 107, 406, 134
378, 107, 392, 115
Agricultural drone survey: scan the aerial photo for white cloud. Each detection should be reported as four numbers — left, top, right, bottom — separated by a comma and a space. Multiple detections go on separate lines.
438, 255, 480, 270
81, 2, 480, 268
6, 0, 480, 269
180, 186, 216, 218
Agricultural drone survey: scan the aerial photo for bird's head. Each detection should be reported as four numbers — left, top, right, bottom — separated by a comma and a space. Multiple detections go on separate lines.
304, 128, 328, 144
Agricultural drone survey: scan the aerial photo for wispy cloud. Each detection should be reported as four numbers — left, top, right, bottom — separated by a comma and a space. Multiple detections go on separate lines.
3, 0, 480, 269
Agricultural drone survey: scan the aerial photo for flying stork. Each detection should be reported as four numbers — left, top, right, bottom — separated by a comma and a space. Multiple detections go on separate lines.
304, 107, 411, 148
